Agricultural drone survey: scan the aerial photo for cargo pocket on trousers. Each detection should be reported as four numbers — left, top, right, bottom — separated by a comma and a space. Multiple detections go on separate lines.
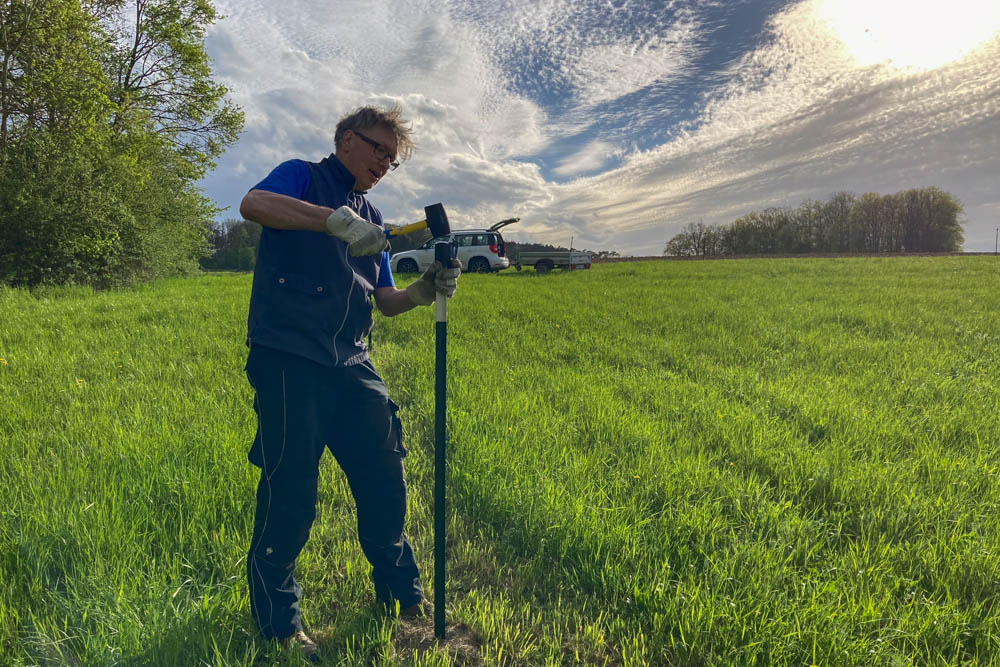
388, 399, 407, 458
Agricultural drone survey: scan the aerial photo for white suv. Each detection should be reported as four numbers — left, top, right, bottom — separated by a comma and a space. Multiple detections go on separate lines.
392, 229, 510, 274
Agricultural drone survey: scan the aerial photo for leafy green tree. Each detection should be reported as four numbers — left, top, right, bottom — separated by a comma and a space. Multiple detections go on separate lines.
0, 0, 242, 287
663, 232, 695, 257
663, 222, 719, 257
0, 0, 123, 285
897, 187, 964, 252
104, 0, 241, 177
0, 1, 110, 156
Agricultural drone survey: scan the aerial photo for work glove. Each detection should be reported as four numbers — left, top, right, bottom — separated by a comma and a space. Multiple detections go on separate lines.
405, 259, 462, 306
325, 205, 389, 256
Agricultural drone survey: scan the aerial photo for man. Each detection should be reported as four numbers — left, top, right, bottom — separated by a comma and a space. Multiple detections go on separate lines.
239, 105, 459, 660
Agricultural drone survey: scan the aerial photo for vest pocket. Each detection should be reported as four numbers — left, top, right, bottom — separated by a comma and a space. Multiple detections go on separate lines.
268, 271, 342, 336
274, 272, 332, 296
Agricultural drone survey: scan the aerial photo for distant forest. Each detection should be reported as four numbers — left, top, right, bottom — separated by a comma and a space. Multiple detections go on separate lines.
205, 186, 961, 272
200, 220, 262, 271
201, 224, 618, 272
664, 187, 964, 257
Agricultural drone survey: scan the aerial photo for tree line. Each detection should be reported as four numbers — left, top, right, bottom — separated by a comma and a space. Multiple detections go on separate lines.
0, 0, 241, 287
199, 226, 623, 272
663, 188, 965, 257
200, 218, 260, 271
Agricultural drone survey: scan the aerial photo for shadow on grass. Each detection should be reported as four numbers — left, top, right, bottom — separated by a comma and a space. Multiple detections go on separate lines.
117, 606, 262, 667
115, 601, 483, 666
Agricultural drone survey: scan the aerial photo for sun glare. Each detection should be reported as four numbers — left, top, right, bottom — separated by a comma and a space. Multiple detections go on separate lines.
819, 0, 1000, 71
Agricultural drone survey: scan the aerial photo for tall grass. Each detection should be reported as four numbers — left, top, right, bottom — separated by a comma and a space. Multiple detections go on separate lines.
1, 257, 998, 665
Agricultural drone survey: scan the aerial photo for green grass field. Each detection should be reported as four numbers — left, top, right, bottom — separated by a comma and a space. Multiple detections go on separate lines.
1, 257, 999, 665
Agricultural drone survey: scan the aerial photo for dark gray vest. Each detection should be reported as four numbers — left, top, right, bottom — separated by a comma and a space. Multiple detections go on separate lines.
247, 155, 384, 367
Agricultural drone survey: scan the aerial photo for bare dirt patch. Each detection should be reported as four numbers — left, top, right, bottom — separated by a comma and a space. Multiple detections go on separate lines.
391, 618, 484, 666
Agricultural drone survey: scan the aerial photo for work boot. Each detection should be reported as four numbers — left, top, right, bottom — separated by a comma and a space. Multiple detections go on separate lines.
281, 630, 319, 663
399, 598, 433, 620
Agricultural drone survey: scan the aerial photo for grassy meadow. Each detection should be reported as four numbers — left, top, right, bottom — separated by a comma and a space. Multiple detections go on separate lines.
1, 256, 999, 665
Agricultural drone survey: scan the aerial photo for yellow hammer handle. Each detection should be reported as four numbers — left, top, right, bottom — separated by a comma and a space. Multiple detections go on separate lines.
386, 219, 429, 237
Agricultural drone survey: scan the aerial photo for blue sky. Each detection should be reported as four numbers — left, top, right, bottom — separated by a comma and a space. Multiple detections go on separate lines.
201, 0, 1000, 255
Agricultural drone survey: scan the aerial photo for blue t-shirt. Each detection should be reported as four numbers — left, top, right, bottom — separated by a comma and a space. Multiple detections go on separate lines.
253, 159, 395, 288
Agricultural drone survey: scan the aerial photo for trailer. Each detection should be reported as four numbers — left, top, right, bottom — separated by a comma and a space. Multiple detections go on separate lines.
514, 250, 592, 274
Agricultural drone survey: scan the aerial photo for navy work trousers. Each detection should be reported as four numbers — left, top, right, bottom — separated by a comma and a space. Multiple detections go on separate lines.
244, 345, 422, 640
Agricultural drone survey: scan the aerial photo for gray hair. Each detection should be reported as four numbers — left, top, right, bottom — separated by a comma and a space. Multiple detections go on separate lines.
334, 105, 414, 162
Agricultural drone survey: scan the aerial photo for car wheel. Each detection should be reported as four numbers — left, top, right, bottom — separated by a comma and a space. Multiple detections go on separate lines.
397, 258, 419, 273
468, 257, 491, 273
535, 259, 554, 274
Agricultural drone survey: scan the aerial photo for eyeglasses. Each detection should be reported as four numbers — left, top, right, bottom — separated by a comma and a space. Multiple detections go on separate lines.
352, 131, 400, 171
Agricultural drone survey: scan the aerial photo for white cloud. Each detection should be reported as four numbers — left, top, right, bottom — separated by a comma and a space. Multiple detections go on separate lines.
552, 140, 618, 177
565, 19, 701, 105
201, 0, 1000, 254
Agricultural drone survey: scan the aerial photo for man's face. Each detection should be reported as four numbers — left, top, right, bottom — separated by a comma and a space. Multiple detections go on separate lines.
339, 125, 399, 192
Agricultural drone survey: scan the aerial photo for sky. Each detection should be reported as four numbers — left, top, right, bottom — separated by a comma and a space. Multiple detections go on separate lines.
200, 0, 1000, 255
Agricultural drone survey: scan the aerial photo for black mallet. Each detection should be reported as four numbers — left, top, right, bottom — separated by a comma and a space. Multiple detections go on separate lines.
385, 202, 451, 240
